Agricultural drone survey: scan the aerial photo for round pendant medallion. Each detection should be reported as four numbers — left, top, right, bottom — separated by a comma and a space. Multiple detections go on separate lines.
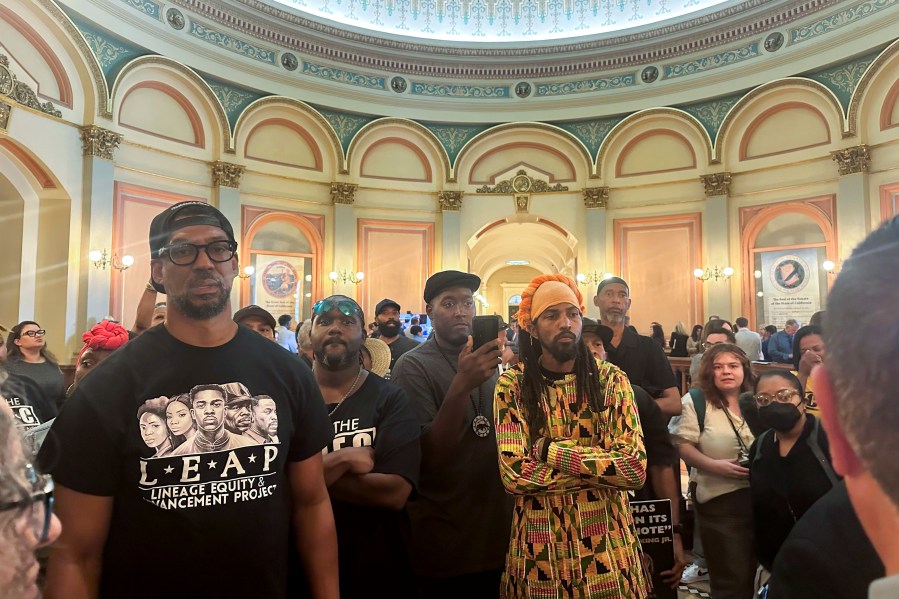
472, 414, 491, 438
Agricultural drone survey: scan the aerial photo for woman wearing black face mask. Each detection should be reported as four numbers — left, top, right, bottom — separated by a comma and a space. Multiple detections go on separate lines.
747, 370, 839, 577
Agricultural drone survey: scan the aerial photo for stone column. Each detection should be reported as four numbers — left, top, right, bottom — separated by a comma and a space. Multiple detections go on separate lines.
80, 125, 122, 321
211, 161, 245, 306
700, 173, 733, 319
330, 182, 359, 297
831, 145, 871, 259
438, 191, 463, 271
583, 187, 609, 318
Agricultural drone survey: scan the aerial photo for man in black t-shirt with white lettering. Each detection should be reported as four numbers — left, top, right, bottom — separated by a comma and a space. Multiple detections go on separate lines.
311, 295, 421, 598
41, 201, 338, 599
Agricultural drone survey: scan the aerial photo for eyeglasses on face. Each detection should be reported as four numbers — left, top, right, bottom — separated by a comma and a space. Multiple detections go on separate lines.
161, 241, 237, 266
313, 299, 362, 318
754, 389, 801, 407
21, 330, 47, 338
0, 464, 55, 544
701, 340, 726, 350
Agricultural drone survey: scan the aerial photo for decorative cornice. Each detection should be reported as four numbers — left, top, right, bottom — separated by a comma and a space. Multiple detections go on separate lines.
437, 191, 463, 211
330, 182, 358, 204
701, 172, 732, 197
0, 101, 10, 131
831, 145, 870, 176
0, 54, 62, 118
475, 170, 568, 194
583, 187, 609, 208
211, 161, 245, 188
80, 125, 122, 160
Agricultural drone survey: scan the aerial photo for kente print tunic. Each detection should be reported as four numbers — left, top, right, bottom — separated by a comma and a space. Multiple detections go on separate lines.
494, 360, 648, 599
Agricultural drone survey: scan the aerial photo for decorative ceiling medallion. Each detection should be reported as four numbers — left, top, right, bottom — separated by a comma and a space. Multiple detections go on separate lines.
765, 31, 785, 52
641, 66, 659, 83
166, 8, 185, 30
476, 170, 568, 194
515, 82, 532, 98
391, 77, 408, 93
281, 52, 298, 70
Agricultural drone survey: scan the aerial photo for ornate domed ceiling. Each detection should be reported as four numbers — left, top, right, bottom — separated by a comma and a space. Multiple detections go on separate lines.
268, 0, 735, 42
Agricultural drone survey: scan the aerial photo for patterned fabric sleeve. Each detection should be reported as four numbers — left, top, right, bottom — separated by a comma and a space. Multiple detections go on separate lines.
542, 365, 646, 490
494, 363, 646, 495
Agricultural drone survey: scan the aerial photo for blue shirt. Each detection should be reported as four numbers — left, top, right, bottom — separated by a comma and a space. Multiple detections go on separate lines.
768, 330, 794, 364
276, 325, 298, 353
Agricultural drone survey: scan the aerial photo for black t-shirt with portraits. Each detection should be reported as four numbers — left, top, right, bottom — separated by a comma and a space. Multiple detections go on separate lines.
41, 325, 332, 599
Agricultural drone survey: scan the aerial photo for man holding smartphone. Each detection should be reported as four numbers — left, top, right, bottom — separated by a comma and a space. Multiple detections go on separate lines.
391, 270, 512, 598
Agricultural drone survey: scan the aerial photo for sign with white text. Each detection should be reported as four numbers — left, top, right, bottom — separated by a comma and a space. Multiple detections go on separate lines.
760, 248, 821, 327
631, 499, 676, 599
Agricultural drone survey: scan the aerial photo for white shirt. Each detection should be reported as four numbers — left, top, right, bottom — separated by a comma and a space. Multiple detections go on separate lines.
276, 326, 298, 353
869, 574, 899, 598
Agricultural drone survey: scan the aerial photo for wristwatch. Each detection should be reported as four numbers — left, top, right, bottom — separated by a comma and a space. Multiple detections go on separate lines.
671, 523, 685, 536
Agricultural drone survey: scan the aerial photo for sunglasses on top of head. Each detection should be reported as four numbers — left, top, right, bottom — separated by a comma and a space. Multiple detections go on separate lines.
313, 299, 362, 318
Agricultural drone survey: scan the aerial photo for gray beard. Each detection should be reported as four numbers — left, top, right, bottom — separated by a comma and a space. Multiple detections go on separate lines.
314, 346, 358, 371
170, 285, 230, 320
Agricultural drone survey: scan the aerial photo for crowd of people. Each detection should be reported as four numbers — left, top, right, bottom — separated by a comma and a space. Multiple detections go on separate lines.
1, 200, 896, 599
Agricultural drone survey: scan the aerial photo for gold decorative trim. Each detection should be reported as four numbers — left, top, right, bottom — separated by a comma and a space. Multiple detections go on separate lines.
80, 125, 122, 160
111, 56, 234, 153
847, 39, 899, 139
594, 107, 712, 177
700, 172, 732, 197
437, 190, 463, 211
453, 121, 593, 182
0, 54, 62, 118
514, 194, 530, 213
233, 96, 345, 171
0, 100, 10, 131
211, 161, 245, 188
583, 187, 609, 208
475, 169, 568, 194
37, 0, 111, 119
344, 117, 450, 181
831, 145, 870, 176
330, 182, 358, 204
715, 77, 845, 160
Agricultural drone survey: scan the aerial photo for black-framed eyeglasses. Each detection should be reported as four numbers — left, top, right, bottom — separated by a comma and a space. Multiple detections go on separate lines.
701, 340, 724, 350
754, 389, 801, 407
0, 464, 55, 543
313, 299, 362, 318
161, 241, 237, 266
21, 330, 47, 338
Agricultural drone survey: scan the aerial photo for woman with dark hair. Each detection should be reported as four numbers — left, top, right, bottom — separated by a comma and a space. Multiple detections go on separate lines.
4, 321, 64, 411
669, 343, 757, 598
0, 369, 62, 598
651, 322, 666, 348
748, 370, 837, 579
165, 394, 195, 450
686, 324, 704, 355
669, 321, 689, 357
138, 397, 174, 458
790, 325, 824, 416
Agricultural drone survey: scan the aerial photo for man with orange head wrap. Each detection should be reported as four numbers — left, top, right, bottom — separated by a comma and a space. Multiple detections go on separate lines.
494, 274, 649, 598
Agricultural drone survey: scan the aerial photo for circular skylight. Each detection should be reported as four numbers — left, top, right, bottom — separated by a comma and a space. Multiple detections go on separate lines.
270, 0, 735, 43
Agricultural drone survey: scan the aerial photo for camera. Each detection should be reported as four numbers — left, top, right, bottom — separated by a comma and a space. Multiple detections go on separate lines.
738, 449, 751, 468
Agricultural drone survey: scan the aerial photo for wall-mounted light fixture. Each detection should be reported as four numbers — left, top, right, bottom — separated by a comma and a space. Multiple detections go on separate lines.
329, 269, 364, 285
89, 249, 134, 271
575, 270, 614, 286
473, 292, 489, 309
693, 265, 733, 282
822, 260, 841, 276
238, 265, 255, 280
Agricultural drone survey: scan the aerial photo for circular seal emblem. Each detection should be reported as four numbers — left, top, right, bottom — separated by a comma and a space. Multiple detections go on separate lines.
262, 260, 298, 298
769, 254, 810, 294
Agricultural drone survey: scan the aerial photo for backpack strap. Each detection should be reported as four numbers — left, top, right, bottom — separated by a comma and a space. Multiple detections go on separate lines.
753, 430, 771, 468
688, 387, 707, 432
807, 417, 840, 487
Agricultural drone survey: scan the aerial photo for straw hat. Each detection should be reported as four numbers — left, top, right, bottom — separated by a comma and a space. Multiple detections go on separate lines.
363, 337, 391, 377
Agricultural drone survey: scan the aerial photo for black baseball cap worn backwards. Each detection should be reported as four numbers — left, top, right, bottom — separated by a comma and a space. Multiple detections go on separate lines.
148, 201, 236, 294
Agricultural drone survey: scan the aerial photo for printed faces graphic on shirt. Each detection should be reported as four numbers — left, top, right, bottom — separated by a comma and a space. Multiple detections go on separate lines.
137, 382, 281, 511
324, 413, 377, 454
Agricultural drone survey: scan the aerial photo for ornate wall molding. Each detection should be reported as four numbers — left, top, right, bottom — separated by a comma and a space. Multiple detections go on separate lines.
0, 101, 10, 131
211, 161, 245, 188
831, 145, 870, 175
701, 172, 732, 197
437, 191, 463, 211
330, 182, 358, 204
514, 194, 530, 214
80, 125, 123, 160
583, 187, 609, 208
475, 169, 568, 194
0, 54, 62, 118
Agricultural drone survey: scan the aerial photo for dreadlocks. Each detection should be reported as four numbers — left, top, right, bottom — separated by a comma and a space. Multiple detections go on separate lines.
517, 326, 604, 439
